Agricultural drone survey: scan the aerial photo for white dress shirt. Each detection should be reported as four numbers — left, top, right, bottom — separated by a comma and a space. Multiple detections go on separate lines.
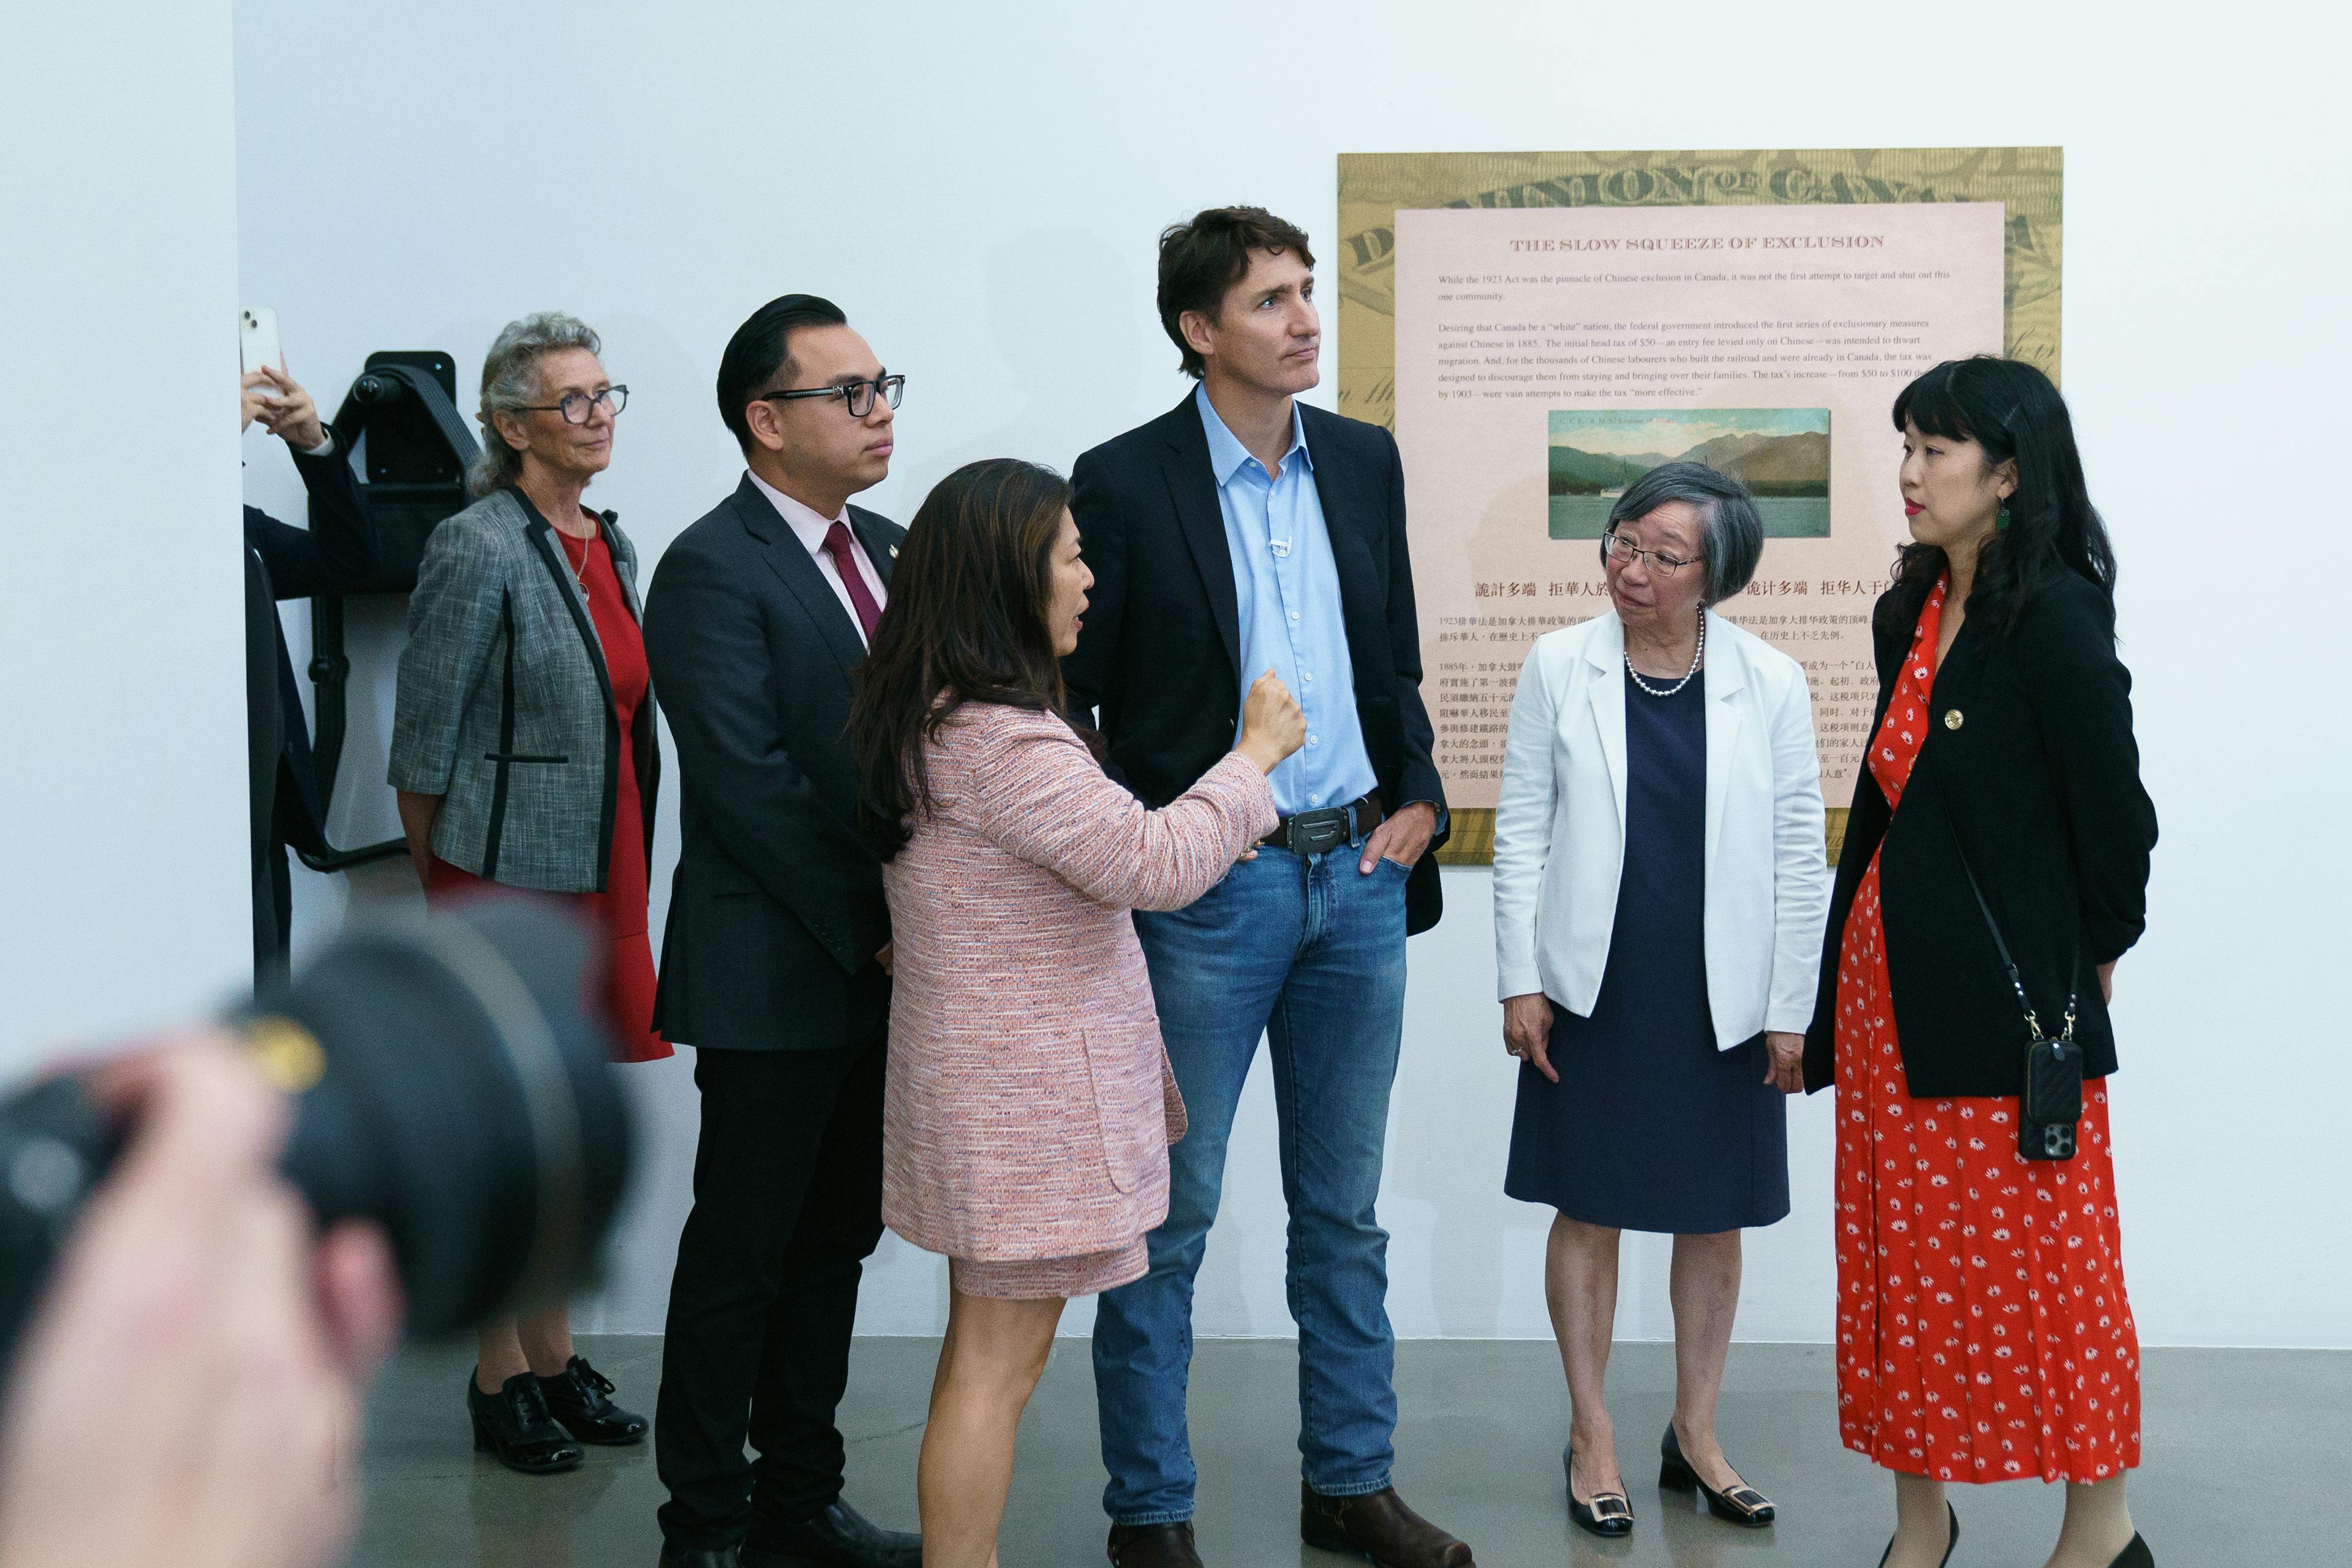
1491, 608, 1831, 1048
747, 469, 889, 646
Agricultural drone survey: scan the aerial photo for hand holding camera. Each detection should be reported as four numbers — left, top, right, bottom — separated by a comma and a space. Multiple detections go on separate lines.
0, 902, 633, 1568
0, 1035, 399, 1568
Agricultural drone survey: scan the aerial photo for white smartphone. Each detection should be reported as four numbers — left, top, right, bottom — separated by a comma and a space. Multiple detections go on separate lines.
239, 306, 283, 380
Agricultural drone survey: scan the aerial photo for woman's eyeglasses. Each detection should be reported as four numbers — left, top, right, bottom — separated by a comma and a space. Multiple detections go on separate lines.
1603, 530, 1703, 578
518, 386, 629, 424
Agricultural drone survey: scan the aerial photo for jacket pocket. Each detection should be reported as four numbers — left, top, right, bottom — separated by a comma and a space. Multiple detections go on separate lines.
1079, 1025, 1166, 1196
483, 752, 570, 763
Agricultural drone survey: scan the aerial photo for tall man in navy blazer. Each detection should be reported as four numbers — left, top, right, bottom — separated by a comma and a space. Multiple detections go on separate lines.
1067, 209, 1469, 1568
643, 295, 918, 1568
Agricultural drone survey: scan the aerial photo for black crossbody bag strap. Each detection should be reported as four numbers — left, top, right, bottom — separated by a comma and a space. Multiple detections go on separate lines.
1939, 789, 2085, 1160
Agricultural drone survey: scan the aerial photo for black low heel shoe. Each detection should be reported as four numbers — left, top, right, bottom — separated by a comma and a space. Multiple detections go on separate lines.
1563, 1445, 1633, 1537
1658, 1423, 1774, 1528
2108, 1535, 2153, 1567
467, 1369, 584, 1474
1875, 1502, 1958, 1567
536, 1354, 647, 1445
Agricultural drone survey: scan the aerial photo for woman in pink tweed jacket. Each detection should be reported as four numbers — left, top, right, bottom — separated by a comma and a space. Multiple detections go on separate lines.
881, 698, 1278, 1292
850, 459, 1301, 1568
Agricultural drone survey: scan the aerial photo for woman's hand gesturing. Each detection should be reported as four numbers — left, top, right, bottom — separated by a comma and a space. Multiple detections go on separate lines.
1237, 669, 1306, 774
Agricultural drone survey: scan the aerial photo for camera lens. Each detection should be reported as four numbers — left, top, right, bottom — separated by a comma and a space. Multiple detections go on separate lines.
255, 900, 633, 1336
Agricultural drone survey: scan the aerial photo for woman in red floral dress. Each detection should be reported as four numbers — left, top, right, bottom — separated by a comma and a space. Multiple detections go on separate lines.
1803, 358, 2158, 1568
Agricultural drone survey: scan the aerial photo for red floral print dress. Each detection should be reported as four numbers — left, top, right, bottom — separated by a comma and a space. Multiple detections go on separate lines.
1831, 573, 2139, 1484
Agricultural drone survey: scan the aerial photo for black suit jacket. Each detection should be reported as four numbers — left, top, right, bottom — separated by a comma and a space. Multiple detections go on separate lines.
644, 475, 902, 1052
1802, 571, 2158, 1097
243, 442, 380, 853
1063, 394, 1448, 936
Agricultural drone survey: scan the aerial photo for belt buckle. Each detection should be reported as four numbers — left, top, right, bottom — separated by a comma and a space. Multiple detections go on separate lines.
1286, 809, 1349, 858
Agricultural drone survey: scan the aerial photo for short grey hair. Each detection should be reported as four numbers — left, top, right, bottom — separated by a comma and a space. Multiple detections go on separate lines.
467, 311, 603, 497
1604, 461, 1763, 605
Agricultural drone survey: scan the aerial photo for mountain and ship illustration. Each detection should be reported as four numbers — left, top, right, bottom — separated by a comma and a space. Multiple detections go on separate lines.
1547, 409, 1832, 538
1550, 428, 1830, 499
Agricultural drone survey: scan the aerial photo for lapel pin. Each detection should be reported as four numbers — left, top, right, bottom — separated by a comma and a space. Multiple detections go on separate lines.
1943, 709, 1964, 730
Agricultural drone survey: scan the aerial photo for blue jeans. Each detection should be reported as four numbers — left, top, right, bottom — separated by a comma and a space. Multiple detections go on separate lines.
1092, 845, 1411, 1524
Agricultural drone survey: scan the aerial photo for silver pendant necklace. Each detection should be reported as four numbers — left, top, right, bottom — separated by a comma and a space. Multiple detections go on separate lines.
556, 527, 593, 600
1626, 615, 1705, 698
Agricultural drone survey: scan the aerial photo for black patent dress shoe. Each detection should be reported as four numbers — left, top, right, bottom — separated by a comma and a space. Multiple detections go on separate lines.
1107, 1521, 1204, 1568
1875, 1502, 1958, 1567
1658, 1423, 1774, 1527
657, 1550, 739, 1568
537, 1354, 647, 1444
467, 1368, 583, 1474
1564, 1445, 1632, 1537
744, 1500, 921, 1568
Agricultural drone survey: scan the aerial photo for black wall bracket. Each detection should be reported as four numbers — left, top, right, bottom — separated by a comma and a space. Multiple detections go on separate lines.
295, 351, 478, 873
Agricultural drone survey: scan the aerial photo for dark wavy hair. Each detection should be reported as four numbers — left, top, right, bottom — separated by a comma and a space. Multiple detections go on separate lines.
1156, 206, 1316, 379
850, 459, 1079, 856
1884, 355, 2117, 643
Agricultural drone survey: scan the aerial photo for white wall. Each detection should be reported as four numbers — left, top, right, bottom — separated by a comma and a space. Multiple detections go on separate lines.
230, 0, 2352, 1348
4, 3, 251, 1073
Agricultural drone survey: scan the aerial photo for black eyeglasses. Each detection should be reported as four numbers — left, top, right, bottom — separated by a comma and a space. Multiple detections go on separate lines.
1603, 530, 1705, 578
518, 385, 629, 424
760, 374, 905, 418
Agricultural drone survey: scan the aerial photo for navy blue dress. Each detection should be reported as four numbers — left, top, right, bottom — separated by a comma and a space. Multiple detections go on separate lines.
1502, 666, 1790, 1234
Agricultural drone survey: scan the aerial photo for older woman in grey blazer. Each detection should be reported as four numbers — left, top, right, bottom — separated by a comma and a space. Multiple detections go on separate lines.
390, 311, 659, 1476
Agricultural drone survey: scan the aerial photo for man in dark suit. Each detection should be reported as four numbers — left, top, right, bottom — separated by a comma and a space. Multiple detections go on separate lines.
642, 296, 918, 1568
241, 364, 379, 981
1067, 209, 1467, 1568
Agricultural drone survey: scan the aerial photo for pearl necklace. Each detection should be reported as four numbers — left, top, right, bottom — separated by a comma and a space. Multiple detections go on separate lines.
1625, 615, 1705, 698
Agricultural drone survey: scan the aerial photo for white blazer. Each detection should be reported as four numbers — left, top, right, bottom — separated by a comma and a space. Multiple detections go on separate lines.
1492, 609, 1830, 1049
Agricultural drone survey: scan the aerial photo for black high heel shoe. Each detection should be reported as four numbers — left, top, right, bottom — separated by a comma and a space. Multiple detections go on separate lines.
1658, 1423, 1774, 1527
1875, 1502, 1958, 1567
536, 1354, 647, 1444
467, 1368, 584, 1474
2108, 1535, 2153, 1567
1563, 1444, 1632, 1537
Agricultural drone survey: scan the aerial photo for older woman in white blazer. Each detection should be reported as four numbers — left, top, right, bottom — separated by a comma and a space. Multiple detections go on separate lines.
1493, 462, 1829, 1541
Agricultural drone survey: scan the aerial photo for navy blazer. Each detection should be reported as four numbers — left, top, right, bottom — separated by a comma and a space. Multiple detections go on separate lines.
1063, 394, 1448, 937
644, 475, 903, 1052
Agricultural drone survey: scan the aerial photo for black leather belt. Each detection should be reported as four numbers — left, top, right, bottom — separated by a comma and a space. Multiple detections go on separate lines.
1259, 791, 1384, 856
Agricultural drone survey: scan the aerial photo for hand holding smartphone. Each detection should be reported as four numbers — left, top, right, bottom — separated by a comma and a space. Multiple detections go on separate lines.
238, 309, 325, 450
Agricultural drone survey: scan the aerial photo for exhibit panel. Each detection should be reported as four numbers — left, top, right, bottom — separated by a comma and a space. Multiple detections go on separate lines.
1339, 148, 2062, 861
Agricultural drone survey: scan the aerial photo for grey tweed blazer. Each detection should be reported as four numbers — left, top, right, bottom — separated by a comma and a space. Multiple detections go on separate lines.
389, 486, 660, 892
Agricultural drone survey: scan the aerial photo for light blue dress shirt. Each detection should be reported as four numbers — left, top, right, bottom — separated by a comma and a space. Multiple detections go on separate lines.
1196, 383, 1380, 818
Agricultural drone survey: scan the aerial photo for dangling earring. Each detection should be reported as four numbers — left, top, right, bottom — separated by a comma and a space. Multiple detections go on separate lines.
1995, 506, 2011, 531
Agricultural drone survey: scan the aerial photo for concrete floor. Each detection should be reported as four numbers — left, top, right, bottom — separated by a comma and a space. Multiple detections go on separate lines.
352, 1337, 2344, 1566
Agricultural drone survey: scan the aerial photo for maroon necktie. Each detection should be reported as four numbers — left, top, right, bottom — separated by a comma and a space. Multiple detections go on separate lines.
821, 521, 884, 644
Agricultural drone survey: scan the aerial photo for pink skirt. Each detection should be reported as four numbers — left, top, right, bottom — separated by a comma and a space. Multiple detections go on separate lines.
950, 1239, 1149, 1301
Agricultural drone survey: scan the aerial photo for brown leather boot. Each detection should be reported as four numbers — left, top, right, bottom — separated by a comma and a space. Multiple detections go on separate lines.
1107, 1521, 1204, 1568
1300, 1485, 1474, 1567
